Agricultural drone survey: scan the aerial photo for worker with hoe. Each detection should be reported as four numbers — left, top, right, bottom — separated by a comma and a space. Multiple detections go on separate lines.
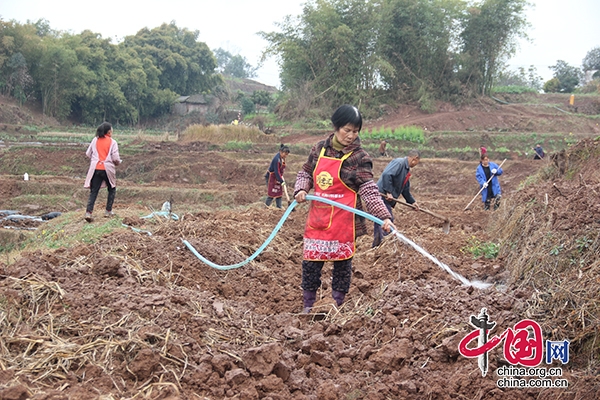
476, 153, 503, 210
372, 149, 420, 248
533, 144, 545, 160
294, 105, 394, 313
265, 144, 290, 209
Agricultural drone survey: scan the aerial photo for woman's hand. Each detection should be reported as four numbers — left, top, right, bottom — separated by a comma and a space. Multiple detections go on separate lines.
381, 218, 395, 233
295, 190, 308, 203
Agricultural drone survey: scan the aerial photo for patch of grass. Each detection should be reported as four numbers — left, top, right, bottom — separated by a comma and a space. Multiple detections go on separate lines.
224, 140, 253, 151
462, 237, 499, 259
40, 212, 123, 247
362, 126, 425, 144
517, 174, 540, 190
2, 211, 127, 261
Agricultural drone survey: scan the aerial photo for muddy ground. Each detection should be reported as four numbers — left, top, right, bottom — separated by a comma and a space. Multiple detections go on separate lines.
1, 93, 599, 399
1, 140, 599, 399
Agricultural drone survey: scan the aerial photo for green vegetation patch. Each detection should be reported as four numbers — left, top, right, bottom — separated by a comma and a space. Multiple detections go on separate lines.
462, 237, 499, 259
362, 126, 425, 144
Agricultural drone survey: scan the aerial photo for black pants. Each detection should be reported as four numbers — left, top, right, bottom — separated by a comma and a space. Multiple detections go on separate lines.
373, 200, 394, 247
301, 259, 353, 293
265, 197, 282, 208
86, 170, 116, 213
484, 195, 501, 211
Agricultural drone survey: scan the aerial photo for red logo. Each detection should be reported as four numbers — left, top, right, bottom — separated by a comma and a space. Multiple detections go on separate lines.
459, 308, 543, 376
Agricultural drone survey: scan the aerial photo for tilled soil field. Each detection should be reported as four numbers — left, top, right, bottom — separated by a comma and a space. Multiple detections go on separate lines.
1, 136, 599, 399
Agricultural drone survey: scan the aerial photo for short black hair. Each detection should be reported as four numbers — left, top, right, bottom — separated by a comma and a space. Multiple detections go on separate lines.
96, 122, 112, 138
331, 105, 362, 132
279, 143, 290, 153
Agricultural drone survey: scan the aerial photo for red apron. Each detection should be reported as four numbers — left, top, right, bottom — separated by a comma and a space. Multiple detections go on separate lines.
267, 160, 285, 198
303, 148, 357, 261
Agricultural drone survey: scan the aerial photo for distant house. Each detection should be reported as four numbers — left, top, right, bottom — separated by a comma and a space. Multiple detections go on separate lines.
172, 94, 219, 116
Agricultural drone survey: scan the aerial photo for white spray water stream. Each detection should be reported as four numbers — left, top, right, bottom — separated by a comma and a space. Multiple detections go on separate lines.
392, 230, 492, 290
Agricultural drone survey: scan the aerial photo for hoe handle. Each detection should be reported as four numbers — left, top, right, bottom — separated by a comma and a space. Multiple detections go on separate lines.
382, 194, 449, 222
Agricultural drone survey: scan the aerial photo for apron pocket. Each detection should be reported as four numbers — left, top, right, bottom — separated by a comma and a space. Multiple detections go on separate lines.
308, 203, 333, 230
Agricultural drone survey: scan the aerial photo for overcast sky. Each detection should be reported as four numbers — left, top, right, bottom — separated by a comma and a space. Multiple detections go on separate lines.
2, 0, 599, 87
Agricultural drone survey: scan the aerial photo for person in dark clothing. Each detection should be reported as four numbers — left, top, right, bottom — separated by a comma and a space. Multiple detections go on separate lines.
475, 154, 503, 210
294, 105, 393, 313
372, 149, 420, 248
533, 144, 545, 160
265, 144, 290, 208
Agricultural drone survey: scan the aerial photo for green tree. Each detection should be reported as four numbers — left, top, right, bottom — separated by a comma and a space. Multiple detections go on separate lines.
0, 20, 42, 97
496, 65, 542, 91
251, 90, 272, 106
542, 77, 560, 93
582, 46, 600, 78
548, 60, 581, 93
5, 52, 34, 104
35, 40, 85, 119
240, 96, 256, 114
460, 0, 530, 95
261, 0, 388, 114
379, 0, 462, 108
214, 48, 257, 78
122, 22, 221, 96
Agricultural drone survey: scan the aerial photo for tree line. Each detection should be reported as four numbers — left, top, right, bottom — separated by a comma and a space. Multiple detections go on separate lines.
0, 19, 257, 125
2, 0, 599, 125
260, 0, 532, 117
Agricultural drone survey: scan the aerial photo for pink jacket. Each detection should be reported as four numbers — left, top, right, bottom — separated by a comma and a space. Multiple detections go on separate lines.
84, 137, 121, 188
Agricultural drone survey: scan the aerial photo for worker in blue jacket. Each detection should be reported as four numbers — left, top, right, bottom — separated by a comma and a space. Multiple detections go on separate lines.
476, 154, 503, 210
372, 149, 420, 247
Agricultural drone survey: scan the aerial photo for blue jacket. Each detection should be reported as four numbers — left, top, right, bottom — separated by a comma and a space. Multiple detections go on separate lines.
377, 157, 415, 207
476, 162, 503, 202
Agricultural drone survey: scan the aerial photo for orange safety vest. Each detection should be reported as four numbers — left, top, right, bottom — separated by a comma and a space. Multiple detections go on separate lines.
303, 148, 357, 261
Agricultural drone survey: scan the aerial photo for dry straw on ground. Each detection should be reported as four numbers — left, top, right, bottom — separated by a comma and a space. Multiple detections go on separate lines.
493, 138, 600, 371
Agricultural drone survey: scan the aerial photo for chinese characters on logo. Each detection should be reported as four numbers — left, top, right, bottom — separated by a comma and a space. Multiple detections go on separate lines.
459, 308, 569, 377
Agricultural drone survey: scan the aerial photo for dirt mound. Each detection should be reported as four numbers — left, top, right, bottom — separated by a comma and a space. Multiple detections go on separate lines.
494, 138, 600, 370
368, 96, 600, 135
0, 95, 60, 129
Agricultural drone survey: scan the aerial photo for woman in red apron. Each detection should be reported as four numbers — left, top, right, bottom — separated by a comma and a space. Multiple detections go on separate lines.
265, 144, 290, 208
294, 105, 394, 313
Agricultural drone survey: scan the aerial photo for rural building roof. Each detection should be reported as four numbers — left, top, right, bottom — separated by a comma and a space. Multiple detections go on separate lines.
174, 95, 210, 104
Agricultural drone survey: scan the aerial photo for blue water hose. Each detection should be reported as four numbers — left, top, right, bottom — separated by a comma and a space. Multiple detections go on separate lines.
182, 194, 390, 271
183, 195, 490, 289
